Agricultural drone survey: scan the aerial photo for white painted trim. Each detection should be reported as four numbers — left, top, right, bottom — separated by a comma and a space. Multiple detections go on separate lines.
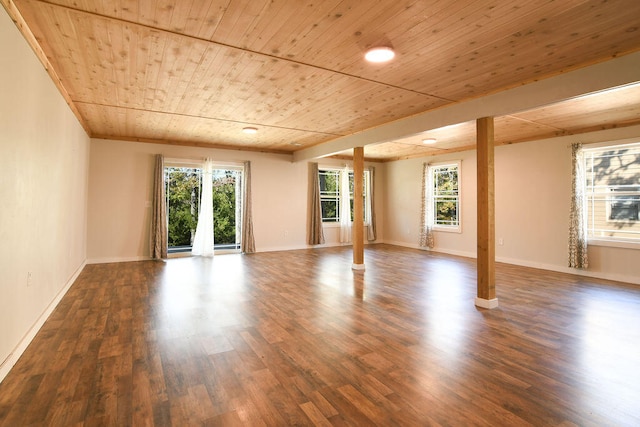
496, 256, 640, 286
382, 240, 422, 250
382, 241, 640, 286
258, 241, 378, 253
259, 244, 321, 253
429, 160, 462, 233
588, 239, 640, 251
582, 136, 640, 151
475, 298, 499, 309
429, 247, 476, 258
86, 256, 151, 264
0, 260, 86, 383
381, 240, 475, 258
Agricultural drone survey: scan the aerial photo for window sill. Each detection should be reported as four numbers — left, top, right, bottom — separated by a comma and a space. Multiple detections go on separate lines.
322, 222, 371, 228
322, 222, 340, 228
433, 226, 461, 234
589, 238, 640, 250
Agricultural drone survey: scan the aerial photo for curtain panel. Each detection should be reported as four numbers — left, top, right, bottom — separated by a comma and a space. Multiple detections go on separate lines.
241, 161, 256, 254
192, 158, 215, 256
419, 162, 435, 249
308, 163, 325, 245
339, 166, 352, 243
568, 143, 588, 269
366, 166, 377, 241
150, 154, 168, 259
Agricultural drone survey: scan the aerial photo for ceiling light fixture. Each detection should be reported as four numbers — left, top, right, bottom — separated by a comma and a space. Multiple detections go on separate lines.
364, 46, 395, 63
242, 127, 258, 134
422, 138, 437, 144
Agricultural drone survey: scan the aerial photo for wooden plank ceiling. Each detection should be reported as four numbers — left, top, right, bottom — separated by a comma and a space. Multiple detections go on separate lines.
5, 0, 640, 161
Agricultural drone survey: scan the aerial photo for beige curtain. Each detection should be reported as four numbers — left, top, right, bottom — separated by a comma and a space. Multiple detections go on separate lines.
568, 143, 588, 269
366, 166, 377, 241
308, 162, 325, 245
150, 154, 168, 259
241, 161, 256, 254
419, 162, 435, 249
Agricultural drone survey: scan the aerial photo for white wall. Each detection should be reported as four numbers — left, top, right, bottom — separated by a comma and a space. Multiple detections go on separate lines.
385, 127, 640, 285
87, 139, 385, 262
494, 138, 572, 268
0, 10, 90, 381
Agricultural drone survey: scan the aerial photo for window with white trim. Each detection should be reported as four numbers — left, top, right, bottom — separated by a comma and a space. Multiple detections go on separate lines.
318, 168, 370, 223
429, 162, 461, 231
584, 142, 640, 243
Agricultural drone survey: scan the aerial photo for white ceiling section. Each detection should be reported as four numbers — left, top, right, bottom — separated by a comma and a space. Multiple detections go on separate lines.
3, 0, 640, 161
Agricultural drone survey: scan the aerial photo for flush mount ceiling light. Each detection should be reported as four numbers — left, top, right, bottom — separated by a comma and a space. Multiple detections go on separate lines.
364, 46, 395, 63
422, 138, 437, 144
242, 127, 258, 134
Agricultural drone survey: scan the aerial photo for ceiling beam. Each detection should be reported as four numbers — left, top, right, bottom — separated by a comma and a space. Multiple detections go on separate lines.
293, 51, 640, 162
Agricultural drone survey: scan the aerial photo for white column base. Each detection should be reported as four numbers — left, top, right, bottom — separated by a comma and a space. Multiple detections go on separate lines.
352, 263, 365, 271
475, 297, 499, 309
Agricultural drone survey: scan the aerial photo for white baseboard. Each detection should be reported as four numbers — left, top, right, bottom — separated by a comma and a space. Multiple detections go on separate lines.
90, 244, 640, 285
382, 240, 476, 259
0, 260, 86, 383
496, 256, 640, 286
259, 241, 378, 254
86, 256, 151, 264
428, 247, 476, 259
258, 244, 308, 253
382, 240, 421, 250
382, 240, 640, 286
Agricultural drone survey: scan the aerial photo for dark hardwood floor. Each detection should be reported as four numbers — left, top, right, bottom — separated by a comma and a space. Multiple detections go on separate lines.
1, 244, 639, 426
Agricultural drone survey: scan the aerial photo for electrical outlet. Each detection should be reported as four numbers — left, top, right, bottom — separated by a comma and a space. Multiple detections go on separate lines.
498, 238, 504, 246
27, 272, 32, 287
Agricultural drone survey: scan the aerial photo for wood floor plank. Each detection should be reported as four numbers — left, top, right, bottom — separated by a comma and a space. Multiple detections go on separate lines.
1, 245, 639, 426
299, 401, 333, 427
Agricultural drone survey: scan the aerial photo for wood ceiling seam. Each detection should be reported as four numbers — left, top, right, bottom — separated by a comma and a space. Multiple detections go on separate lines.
27, 0, 454, 102
92, 134, 294, 155
73, 100, 344, 137
504, 114, 565, 133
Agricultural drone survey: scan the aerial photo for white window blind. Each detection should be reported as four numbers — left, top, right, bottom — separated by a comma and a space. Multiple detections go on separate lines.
584, 142, 640, 243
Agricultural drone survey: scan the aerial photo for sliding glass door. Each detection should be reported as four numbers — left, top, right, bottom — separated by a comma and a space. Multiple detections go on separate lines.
211, 168, 242, 251
164, 164, 243, 254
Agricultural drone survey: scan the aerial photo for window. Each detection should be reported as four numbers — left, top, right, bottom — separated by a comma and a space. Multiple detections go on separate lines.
319, 169, 340, 222
429, 162, 461, 231
584, 142, 640, 243
318, 168, 370, 223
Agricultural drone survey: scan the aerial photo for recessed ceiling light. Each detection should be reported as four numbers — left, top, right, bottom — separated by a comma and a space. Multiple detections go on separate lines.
422, 138, 437, 144
242, 127, 258, 134
364, 46, 395, 63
